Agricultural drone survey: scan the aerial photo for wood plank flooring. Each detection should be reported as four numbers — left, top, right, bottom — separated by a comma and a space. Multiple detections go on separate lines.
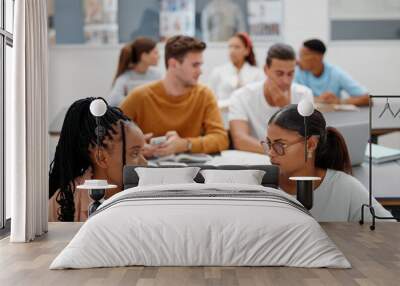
0, 222, 399, 286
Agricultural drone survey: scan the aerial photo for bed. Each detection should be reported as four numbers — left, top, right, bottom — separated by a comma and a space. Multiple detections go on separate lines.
50, 165, 350, 269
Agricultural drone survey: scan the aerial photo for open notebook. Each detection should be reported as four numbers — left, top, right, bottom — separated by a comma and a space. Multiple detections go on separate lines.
150, 153, 213, 166
315, 103, 359, 112
365, 143, 400, 164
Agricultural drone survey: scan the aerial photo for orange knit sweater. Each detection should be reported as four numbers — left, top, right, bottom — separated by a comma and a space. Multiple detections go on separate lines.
120, 80, 229, 153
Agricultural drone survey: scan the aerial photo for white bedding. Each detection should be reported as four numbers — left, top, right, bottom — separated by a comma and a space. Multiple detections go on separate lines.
50, 183, 350, 269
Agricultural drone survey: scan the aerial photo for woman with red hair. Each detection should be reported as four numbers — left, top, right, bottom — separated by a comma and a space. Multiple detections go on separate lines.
208, 33, 264, 103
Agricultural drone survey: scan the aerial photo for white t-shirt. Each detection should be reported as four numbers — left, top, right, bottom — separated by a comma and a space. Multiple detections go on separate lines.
229, 80, 313, 140
208, 62, 264, 101
310, 169, 393, 222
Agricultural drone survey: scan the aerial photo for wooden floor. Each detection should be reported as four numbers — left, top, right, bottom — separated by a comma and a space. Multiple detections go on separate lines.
0, 222, 399, 286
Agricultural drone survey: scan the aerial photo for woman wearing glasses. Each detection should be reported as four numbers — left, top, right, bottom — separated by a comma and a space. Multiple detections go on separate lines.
262, 104, 392, 222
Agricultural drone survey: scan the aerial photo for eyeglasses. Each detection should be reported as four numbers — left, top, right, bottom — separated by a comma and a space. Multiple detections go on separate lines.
260, 138, 304, 156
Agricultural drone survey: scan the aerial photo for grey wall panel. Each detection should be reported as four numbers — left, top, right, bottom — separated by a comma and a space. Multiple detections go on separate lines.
331, 20, 400, 40
54, 0, 84, 44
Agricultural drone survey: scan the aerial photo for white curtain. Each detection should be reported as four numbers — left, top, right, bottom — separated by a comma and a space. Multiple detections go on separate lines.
7, 0, 48, 242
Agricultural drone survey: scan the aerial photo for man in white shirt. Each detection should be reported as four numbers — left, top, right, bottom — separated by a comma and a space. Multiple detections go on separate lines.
229, 43, 313, 153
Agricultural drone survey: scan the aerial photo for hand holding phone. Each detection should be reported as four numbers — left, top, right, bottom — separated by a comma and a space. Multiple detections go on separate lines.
150, 136, 167, 146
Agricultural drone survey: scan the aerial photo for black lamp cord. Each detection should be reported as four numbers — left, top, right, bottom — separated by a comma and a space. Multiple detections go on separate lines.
95, 117, 101, 162
120, 121, 126, 171
304, 116, 308, 162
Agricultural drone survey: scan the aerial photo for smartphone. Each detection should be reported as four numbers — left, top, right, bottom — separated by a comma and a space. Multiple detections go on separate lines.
150, 136, 167, 146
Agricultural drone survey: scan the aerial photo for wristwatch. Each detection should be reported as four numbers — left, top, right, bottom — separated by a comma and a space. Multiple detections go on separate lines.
186, 139, 192, 152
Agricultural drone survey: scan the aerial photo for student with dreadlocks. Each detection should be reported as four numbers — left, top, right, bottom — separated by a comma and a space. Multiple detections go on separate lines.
49, 97, 147, 222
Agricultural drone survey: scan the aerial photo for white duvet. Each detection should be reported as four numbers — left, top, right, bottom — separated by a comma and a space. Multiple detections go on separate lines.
50, 183, 351, 269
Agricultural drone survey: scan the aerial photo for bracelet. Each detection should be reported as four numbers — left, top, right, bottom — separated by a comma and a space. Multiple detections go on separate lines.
186, 139, 192, 152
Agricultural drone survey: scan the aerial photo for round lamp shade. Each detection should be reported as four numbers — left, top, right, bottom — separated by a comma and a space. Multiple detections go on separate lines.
77, 179, 117, 190
297, 99, 314, 117
289, 176, 321, 181
90, 99, 107, 117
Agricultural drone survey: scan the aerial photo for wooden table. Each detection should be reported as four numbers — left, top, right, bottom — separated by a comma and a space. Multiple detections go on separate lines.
1, 222, 399, 286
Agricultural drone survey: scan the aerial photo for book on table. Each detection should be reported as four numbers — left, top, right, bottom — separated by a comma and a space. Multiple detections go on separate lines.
315, 103, 359, 112
150, 153, 213, 166
365, 143, 400, 164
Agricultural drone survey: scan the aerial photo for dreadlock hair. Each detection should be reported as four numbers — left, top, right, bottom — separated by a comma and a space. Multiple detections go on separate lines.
49, 97, 130, 221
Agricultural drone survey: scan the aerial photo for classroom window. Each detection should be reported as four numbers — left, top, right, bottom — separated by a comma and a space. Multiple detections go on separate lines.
48, 0, 283, 45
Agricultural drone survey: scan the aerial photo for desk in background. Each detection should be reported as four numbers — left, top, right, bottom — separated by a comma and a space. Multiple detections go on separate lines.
50, 106, 400, 138
323, 106, 400, 143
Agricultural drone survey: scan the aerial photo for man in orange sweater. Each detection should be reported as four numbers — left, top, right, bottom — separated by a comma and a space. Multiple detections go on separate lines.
120, 35, 229, 157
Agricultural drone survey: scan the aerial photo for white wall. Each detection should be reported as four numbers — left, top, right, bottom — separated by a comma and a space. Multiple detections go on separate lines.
48, 0, 400, 124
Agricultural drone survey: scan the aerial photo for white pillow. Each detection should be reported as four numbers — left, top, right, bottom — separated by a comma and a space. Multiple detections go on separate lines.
136, 167, 200, 186
200, 169, 266, 185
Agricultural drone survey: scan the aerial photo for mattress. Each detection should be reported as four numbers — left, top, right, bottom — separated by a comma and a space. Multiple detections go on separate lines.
50, 183, 350, 269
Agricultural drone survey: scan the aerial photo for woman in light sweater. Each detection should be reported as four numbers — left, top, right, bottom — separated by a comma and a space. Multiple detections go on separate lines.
208, 32, 264, 104
109, 37, 162, 107
49, 98, 147, 222
263, 104, 393, 222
